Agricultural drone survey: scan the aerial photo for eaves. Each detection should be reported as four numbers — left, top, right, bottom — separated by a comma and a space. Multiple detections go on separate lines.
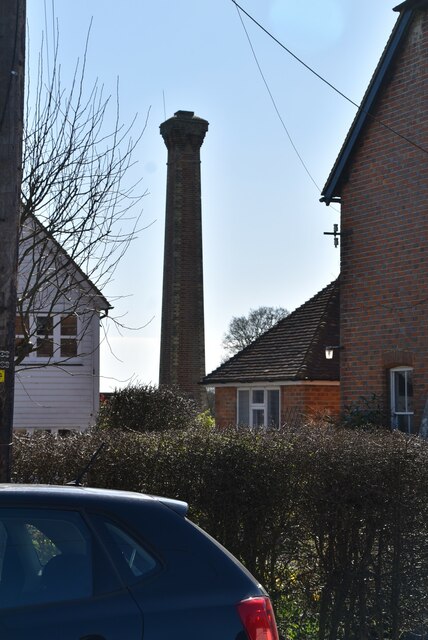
320, 5, 415, 205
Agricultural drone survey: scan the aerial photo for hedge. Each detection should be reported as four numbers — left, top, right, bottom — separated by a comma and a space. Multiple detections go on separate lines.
12, 424, 428, 639
97, 384, 199, 432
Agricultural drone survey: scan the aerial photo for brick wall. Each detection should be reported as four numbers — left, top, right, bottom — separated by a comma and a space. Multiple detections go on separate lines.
303, 385, 340, 418
214, 384, 340, 428
281, 385, 340, 423
215, 387, 236, 427
340, 9, 428, 431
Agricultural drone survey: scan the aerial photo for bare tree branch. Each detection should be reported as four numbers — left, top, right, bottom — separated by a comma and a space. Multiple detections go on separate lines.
16, 24, 148, 367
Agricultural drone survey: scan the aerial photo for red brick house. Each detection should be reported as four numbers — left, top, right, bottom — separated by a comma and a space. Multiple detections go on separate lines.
321, 0, 428, 434
203, 280, 340, 428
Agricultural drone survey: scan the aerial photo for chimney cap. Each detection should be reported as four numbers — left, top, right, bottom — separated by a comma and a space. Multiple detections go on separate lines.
174, 110, 195, 119
160, 111, 209, 140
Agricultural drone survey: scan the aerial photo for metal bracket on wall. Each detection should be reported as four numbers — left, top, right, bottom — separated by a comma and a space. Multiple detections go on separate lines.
324, 223, 341, 248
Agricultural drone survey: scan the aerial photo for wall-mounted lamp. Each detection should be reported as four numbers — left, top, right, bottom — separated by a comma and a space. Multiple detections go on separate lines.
325, 345, 342, 360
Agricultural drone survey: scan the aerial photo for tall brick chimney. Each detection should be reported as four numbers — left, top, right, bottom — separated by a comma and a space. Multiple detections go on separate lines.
159, 110, 209, 407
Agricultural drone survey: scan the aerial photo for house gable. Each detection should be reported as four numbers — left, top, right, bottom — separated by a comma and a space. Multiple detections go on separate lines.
321, 1, 426, 204
13, 214, 110, 432
18, 214, 111, 314
325, 2, 428, 433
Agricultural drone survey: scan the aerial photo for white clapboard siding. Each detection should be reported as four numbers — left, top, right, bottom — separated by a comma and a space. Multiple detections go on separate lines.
13, 314, 101, 432
14, 217, 109, 432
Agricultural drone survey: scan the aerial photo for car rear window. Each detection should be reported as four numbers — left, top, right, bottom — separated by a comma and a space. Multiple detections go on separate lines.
93, 516, 158, 584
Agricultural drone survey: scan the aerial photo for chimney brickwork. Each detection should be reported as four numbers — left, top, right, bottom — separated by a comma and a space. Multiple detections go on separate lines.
159, 111, 209, 408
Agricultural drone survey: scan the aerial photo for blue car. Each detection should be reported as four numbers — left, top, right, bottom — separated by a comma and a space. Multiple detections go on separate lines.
0, 485, 280, 639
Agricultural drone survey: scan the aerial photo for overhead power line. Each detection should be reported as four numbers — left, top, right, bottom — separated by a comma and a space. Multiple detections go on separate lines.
231, 0, 428, 159
234, 3, 321, 193
232, 0, 357, 108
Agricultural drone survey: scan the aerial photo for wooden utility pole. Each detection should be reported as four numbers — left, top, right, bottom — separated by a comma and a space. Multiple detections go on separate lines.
0, 0, 26, 482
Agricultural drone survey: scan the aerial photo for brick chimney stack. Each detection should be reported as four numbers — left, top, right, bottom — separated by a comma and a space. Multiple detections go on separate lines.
159, 110, 209, 407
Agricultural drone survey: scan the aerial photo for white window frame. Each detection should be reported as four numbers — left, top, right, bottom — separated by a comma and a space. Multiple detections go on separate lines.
237, 387, 280, 428
390, 366, 414, 434
16, 313, 80, 363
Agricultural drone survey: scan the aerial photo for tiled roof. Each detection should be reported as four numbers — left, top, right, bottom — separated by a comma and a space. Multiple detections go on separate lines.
202, 278, 340, 385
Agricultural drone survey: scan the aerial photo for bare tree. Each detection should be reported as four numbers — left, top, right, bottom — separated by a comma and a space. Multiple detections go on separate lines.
16, 26, 147, 367
222, 306, 289, 357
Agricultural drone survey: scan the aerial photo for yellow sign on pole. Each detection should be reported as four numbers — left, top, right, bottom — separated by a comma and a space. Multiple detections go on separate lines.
0, 370, 4, 383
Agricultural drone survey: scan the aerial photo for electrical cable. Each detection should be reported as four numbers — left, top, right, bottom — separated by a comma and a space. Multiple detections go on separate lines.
44, 0, 51, 81
231, 0, 428, 158
234, 3, 321, 193
235, 2, 342, 214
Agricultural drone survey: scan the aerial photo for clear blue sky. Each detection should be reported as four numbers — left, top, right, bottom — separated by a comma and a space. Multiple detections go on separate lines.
27, 0, 398, 391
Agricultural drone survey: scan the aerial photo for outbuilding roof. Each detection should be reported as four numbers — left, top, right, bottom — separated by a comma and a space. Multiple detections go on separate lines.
202, 278, 340, 385
320, 1, 425, 205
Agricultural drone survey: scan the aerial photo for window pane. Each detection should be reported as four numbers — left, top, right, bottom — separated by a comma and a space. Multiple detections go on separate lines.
267, 390, 280, 427
104, 522, 156, 581
393, 370, 413, 412
252, 390, 264, 404
0, 522, 6, 580
252, 408, 265, 427
36, 337, 54, 357
25, 524, 59, 566
238, 390, 250, 425
36, 316, 53, 336
15, 315, 28, 335
61, 338, 77, 358
407, 371, 414, 411
391, 369, 414, 433
394, 371, 407, 412
61, 315, 77, 336
395, 413, 413, 434
0, 509, 92, 609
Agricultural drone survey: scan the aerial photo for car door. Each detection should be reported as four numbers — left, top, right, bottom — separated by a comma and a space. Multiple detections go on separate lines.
0, 507, 143, 640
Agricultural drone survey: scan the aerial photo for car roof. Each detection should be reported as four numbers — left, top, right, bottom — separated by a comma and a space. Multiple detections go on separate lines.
0, 484, 188, 517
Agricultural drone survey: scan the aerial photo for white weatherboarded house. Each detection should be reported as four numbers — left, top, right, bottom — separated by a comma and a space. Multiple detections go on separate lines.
13, 214, 111, 433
